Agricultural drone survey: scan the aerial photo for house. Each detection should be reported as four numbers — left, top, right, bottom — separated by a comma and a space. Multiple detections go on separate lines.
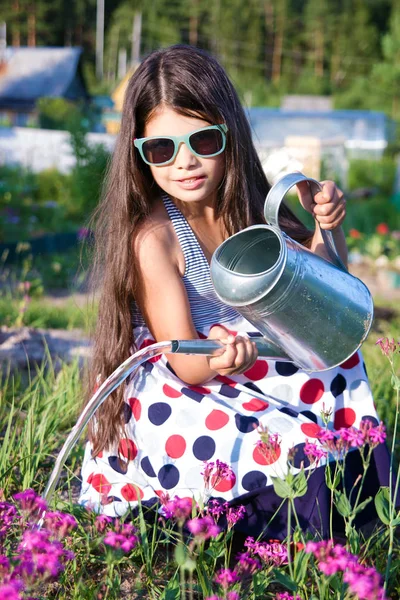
102, 64, 139, 135
0, 47, 89, 127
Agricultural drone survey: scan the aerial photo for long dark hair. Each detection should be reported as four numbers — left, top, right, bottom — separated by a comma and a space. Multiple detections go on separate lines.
87, 44, 311, 454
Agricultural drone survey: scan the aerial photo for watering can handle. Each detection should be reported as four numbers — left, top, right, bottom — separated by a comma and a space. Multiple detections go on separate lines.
263, 172, 347, 272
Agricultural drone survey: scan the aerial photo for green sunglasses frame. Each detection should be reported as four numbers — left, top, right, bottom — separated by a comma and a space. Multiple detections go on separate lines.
134, 124, 228, 166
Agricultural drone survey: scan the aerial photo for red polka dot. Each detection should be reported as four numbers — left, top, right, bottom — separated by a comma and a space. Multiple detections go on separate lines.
300, 379, 324, 404
244, 360, 269, 381
242, 398, 269, 412
210, 323, 237, 336
216, 375, 236, 386
139, 338, 162, 362
253, 444, 281, 466
212, 471, 236, 492
165, 435, 186, 458
196, 330, 207, 339
128, 397, 141, 420
96, 451, 103, 459
87, 473, 111, 494
189, 385, 211, 395
300, 422, 322, 438
334, 408, 356, 429
163, 384, 182, 398
118, 438, 138, 460
340, 353, 360, 370
205, 410, 230, 430
120, 483, 144, 501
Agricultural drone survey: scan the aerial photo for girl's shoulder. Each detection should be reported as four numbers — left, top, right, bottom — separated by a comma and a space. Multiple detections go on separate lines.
132, 198, 183, 274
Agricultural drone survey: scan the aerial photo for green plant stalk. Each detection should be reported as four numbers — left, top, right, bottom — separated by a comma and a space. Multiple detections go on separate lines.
287, 498, 294, 581
384, 363, 400, 592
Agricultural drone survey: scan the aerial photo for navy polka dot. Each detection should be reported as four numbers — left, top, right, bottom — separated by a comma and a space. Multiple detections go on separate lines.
219, 384, 241, 398
330, 374, 347, 398
291, 443, 311, 469
144, 361, 154, 373
242, 470, 268, 491
182, 387, 205, 403
158, 464, 180, 489
103, 495, 122, 503
235, 414, 259, 433
275, 362, 299, 376
166, 362, 177, 376
242, 381, 264, 395
148, 402, 172, 425
192, 436, 216, 460
248, 332, 263, 338
123, 403, 132, 424
279, 407, 299, 419
141, 456, 156, 478
301, 411, 318, 423
361, 415, 379, 426
108, 456, 128, 474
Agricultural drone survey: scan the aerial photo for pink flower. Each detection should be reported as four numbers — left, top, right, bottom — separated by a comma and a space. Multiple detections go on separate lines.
187, 516, 220, 540
77, 227, 90, 241
214, 568, 240, 589
13, 490, 47, 518
244, 536, 287, 566
227, 593, 240, 600
43, 511, 77, 538
276, 593, 302, 600
304, 441, 327, 464
103, 530, 137, 553
225, 503, 246, 529
207, 499, 225, 520
368, 423, 386, 446
94, 515, 113, 533
0, 503, 18, 540
0, 581, 23, 600
235, 551, 261, 574
375, 337, 398, 356
343, 564, 385, 599
201, 460, 235, 491
349, 228, 362, 239
305, 540, 356, 575
163, 496, 193, 523
337, 427, 366, 448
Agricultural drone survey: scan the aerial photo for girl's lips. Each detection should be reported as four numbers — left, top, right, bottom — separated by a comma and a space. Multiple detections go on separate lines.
175, 176, 206, 190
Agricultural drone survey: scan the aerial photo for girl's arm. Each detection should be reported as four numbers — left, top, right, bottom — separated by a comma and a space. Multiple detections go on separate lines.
133, 219, 258, 386
296, 180, 348, 266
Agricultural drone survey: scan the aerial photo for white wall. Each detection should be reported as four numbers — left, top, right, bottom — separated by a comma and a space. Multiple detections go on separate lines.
0, 127, 116, 173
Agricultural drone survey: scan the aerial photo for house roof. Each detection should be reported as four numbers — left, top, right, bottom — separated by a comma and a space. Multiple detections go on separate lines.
0, 47, 88, 108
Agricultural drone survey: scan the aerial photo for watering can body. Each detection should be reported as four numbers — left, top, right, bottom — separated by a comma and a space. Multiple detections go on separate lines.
210, 173, 373, 372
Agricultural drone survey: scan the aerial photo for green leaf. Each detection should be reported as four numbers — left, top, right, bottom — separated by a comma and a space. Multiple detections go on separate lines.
354, 496, 372, 515
272, 568, 298, 592
271, 476, 292, 499
375, 486, 391, 525
174, 543, 187, 566
391, 374, 400, 390
391, 515, 400, 526
335, 491, 352, 517
293, 550, 311, 584
325, 465, 341, 490
292, 470, 308, 498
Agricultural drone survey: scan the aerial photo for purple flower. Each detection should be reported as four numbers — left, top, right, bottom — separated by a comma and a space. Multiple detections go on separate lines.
338, 427, 366, 448
43, 511, 77, 538
163, 496, 193, 523
13, 490, 47, 518
344, 564, 386, 600
225, 503, 246, 529
276, 594, 302, 600
0, 581, 23, 600
103, 530, 137, 553
207, 499, 225, 521
17, 530, 74, 580
304, 441, 327, 464
235, 551, 261, 574
187, 516, 221, 540
306, 540, 357, 576
214, 568, 240, 589
226, 593, 240, 600
0, 555, 10, 577
77, 227, 90, 241
201, 460, 235, 491
244, 536, 287, 566
376, 337, 398, 356
94, 515, 113, 533
0, 503, 17, 540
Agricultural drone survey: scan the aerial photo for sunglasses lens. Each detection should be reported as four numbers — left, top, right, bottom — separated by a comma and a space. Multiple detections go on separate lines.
190, 129, 224, 156
142, 138, 175, 164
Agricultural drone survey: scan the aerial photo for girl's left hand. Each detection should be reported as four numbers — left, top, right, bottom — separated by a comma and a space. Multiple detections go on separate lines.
296, 179, 346, 230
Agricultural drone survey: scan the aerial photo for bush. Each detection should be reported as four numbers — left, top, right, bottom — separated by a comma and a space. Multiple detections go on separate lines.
347, 157, 396, 197
37, 98, 82, 131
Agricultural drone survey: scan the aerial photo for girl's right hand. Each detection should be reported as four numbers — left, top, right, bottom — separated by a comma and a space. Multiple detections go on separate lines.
207, 325, 258, 376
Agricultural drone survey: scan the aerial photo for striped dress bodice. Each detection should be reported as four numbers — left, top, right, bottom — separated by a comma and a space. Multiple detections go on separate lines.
132, 195, 239, 330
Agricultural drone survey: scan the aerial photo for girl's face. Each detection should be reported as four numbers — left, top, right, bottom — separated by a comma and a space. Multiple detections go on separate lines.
143, 106, 226, 206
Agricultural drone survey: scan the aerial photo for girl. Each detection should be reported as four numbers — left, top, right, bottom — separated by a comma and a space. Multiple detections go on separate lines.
79, 44, 389, 539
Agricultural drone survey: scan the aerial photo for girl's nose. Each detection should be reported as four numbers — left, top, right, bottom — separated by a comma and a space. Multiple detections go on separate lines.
174, 141, 198, 168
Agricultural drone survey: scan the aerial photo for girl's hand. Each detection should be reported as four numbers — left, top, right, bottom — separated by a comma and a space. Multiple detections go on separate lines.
207, 325, 258, 376
296, 179, 346, 230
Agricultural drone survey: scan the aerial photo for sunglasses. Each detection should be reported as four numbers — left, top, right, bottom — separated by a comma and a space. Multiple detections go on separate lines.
134, 124, 228, 166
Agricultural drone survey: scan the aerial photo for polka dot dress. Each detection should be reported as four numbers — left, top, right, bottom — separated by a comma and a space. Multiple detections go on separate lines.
79, 198, 381, 522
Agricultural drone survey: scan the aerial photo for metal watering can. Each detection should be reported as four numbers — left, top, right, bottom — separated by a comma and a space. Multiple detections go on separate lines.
211, 172, 374, 372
